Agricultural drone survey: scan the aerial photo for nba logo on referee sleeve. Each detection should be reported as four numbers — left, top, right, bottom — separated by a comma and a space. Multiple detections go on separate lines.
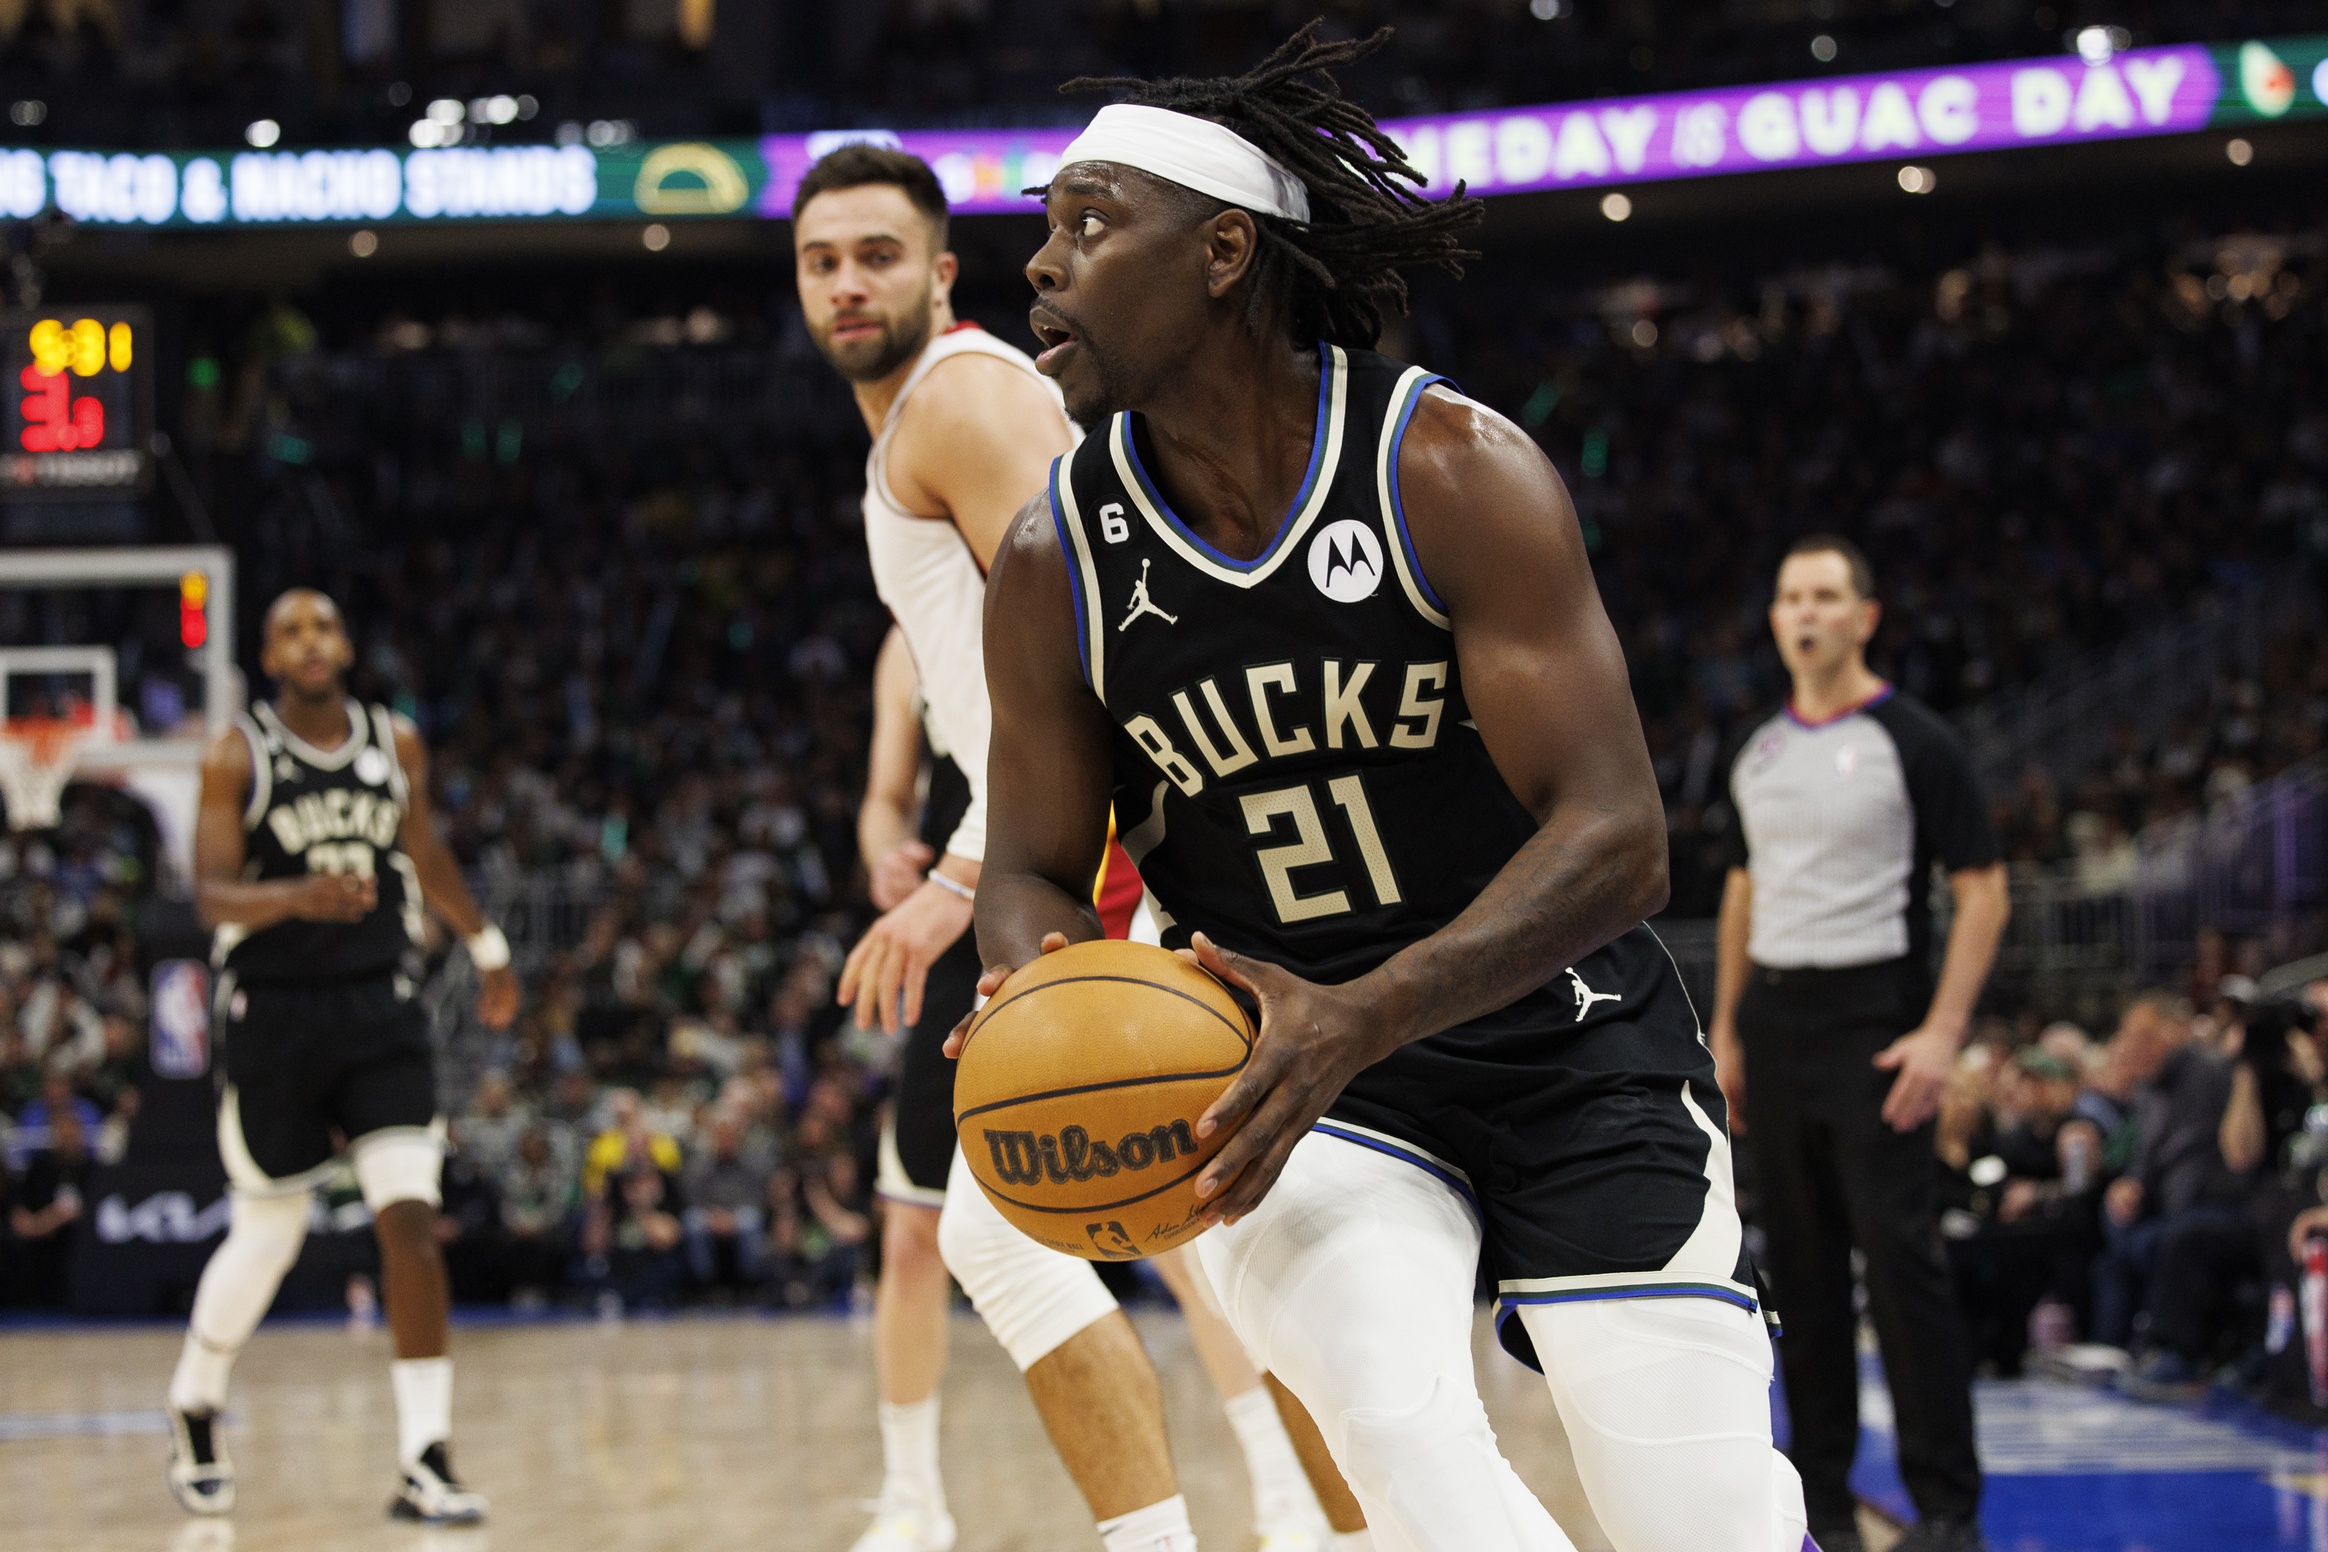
148, 959, 211, 1079
1308, 519, 1383, 602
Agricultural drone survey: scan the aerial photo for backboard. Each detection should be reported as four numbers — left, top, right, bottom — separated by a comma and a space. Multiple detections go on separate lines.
0, 544, 237, 888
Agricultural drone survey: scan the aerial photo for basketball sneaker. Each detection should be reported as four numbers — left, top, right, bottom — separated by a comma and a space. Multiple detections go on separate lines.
849, 1494, 958, 1552
166, 1408, 235, 1516
389, 1442, 488, 1525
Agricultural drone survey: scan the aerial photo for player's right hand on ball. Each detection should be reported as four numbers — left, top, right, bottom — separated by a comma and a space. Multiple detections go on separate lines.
294, 872, 376, 921
942, 931, 1069, 1058
1185, 932, 1392, 1227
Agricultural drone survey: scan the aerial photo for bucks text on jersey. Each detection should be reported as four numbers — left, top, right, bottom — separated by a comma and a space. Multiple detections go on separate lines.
214, 701, 424, 981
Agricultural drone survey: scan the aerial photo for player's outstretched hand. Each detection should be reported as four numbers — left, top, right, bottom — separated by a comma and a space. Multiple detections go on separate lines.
1186, 931, 1387, 1227
293, 872, 376, 922
943, 932, 1069, 1058
837, 878, 977, 1035
476, 964, 521, 1030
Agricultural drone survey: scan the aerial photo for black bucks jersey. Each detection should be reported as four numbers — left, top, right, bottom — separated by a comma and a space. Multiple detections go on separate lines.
1049, 342, 1594, 1020
1049, 345, 1752, 1366
217, 700, 424, 982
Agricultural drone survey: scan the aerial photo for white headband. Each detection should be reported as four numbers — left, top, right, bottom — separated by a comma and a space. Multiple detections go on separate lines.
1058, 103, 1311, 224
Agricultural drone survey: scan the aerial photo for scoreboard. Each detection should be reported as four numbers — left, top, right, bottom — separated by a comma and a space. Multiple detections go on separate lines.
0, 306, 151, 495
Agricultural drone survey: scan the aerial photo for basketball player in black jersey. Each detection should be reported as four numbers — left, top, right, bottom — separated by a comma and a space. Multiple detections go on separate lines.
164, 589, 517, 1525
964, 28, 1818, 1552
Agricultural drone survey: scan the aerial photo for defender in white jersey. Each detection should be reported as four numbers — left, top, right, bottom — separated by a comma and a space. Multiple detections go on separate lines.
795, 146, 1361, 1552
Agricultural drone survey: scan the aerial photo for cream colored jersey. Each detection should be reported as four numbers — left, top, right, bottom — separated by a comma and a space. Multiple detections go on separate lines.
861, 324, 1072, 861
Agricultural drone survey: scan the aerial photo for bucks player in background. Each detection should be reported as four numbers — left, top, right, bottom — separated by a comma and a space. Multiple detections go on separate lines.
165, 589, 517, 1524
970, 27, 1817, 1552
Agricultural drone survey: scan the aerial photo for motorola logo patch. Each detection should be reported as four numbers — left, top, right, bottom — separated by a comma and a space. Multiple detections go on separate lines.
1307, 518, 1384, 603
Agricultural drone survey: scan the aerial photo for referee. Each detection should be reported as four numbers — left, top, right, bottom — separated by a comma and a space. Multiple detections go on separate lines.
1708, 536, 2009, 1552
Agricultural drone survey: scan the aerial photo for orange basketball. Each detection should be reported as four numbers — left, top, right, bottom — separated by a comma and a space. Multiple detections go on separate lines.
954, 939, 1253, 1261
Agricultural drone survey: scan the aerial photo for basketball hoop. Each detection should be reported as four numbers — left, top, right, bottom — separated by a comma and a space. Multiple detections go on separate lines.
0, 715, 93, 832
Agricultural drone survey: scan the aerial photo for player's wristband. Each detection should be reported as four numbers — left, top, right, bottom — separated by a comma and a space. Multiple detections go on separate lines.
466, 923, 511, 972
928, 872, 976, 904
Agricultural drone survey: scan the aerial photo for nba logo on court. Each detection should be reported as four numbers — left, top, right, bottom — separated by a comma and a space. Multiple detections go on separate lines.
1307, 518, 1383, 602
148, 959, 211, 1079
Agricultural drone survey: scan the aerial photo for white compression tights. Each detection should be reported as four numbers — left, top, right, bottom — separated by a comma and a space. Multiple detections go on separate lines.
1195, 1132, 1806, 1552
168, 1189, 311, 1413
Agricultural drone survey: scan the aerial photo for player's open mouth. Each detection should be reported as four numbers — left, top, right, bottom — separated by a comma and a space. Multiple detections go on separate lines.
1029, 312, 1079, 372
829, 316, 883, 344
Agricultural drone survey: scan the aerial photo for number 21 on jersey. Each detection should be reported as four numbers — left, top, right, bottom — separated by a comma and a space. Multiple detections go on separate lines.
1240, 774, 1401, 925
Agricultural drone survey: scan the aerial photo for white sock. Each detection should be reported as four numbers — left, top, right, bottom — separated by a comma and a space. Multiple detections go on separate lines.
877, 1396, 945, 1514
1097, 1492, 1199, 1552
389, 1357, 453, 1468
1222, 1385, 1325, 1533
168, 1330, 236, 1415
1334, 1533, 1375, 1550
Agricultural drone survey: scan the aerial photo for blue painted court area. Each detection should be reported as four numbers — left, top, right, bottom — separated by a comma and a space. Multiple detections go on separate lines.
1825, 1357, 2328, 1551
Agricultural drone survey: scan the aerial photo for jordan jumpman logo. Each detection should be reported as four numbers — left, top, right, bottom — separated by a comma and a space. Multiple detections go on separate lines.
1566, 967, 1621, 1020
1118, 558, 1179, 632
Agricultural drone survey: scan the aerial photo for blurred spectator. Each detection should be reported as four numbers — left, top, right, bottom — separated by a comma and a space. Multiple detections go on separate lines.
4, 1104, 92, 1307
460, 1071, 530, 1182
496, 1128, 577, 1305
681, 1111, 773, 1296
581, 1088, 683, 1198
2221, 998, 2327, 1179
579, 1162, 687, 1313
435, 1141, 505, 1304
2092, 993, 2256, 1393
1940, 1048, 2101, 1376
7, 1068, 104, 1172
767, 1111, 869, 1308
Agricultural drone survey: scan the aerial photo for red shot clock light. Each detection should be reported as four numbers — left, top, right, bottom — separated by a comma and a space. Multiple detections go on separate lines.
179, 571, 209, 650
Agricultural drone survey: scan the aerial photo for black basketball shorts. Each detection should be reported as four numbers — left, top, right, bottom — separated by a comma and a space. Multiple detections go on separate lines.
1318, 924, 1760, 1374
216, 970, 437, 1193
875, 930, 985, 1206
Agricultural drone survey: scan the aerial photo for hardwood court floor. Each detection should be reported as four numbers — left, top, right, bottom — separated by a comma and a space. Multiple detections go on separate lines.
1, 1307, 1666, 1552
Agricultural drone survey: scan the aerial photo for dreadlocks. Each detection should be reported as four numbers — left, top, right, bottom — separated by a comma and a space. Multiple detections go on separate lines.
1064, 22, 1483, 350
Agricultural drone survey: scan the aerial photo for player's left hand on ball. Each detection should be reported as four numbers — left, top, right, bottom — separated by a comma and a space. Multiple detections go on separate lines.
476, 965, 521, 1030
838, 879, 977, 1035
1187, 932, 1384, 1226
942, 932, 1069, 1058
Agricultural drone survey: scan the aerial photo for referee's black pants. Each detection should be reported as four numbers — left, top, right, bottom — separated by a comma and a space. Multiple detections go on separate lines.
1738, 958, 1982, 1529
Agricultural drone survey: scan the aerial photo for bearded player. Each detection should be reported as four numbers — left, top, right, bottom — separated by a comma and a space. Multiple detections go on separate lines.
165, 589, 517, 1523
798, 146, 1357, 1552
967, 27, 1818, 1552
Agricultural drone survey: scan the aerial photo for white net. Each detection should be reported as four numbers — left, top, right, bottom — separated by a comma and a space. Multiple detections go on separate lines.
0, 719, 90, 831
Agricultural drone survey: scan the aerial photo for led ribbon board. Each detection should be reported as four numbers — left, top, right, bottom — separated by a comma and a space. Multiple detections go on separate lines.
0, 306, 151, 495
0, 35, 2317, 228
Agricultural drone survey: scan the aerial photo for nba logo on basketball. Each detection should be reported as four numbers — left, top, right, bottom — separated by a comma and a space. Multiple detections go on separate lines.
148, 959, 211, 1080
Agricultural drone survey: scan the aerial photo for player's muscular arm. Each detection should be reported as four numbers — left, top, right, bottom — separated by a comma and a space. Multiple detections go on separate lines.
193, 727, 375, 929
1191, 389, 1669, 1221
392, 721, 520, 1028
960, 494, 1118, 992
885, 354, 1074, 568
